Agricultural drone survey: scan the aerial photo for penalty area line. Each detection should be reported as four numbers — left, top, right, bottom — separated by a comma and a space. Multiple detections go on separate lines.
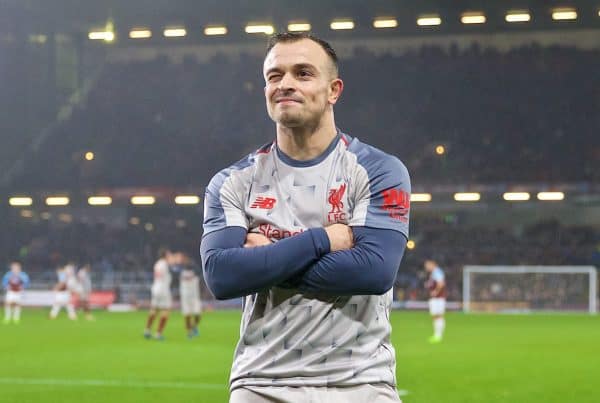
0, 377, 226, 390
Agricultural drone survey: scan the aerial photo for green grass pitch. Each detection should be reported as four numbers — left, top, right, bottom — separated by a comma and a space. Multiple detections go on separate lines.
1, 309, 598, 402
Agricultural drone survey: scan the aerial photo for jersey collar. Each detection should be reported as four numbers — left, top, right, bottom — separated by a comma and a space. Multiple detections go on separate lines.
275, 130, 342, 168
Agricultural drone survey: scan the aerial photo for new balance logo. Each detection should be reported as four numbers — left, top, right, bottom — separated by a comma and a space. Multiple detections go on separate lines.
382, 189, 410, 222
250, 196, 277, 209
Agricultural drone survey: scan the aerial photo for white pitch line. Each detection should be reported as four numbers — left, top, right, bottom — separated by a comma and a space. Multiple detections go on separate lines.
398, 389, 410, 396
0, 377, 226, 390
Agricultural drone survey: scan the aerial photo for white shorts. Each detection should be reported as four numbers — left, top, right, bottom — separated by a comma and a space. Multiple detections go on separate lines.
181, 297, 202, 315
5, 291, 23, 304
151, 292, 172, 310
429, 298, 446, 316
230, 384, 401, 403
55, 291, 71, 305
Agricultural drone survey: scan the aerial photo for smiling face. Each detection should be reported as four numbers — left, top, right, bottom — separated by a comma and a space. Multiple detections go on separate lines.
263, 38, 342, 129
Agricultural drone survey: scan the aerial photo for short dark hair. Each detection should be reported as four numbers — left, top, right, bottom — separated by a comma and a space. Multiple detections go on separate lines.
158, 247, 171, 259
266, 32, 339, 75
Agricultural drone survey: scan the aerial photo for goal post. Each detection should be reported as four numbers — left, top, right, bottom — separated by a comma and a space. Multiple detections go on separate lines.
463, 266, 597, 314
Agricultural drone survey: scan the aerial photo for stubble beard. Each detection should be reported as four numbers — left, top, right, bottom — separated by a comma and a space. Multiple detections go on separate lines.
272, 104, 326, 132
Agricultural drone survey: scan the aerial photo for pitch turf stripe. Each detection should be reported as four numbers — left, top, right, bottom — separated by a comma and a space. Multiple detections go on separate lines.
0, 378, 409, 396
0, 377, 226, 390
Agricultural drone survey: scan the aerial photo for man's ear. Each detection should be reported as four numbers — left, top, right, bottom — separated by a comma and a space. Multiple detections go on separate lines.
329, 78, 344, 105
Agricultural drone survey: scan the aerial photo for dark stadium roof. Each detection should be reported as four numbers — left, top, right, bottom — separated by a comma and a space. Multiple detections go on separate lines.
2, 0, 599, 39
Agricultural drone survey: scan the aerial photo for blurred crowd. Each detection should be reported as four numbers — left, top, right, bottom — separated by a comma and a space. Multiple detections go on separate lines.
11, 43, 599, 190
398, 217, 599, 301
3, 212, 597, 303
3, 41, 598, 304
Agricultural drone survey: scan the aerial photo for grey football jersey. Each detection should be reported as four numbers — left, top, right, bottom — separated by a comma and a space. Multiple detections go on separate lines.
203, 133, 410, 390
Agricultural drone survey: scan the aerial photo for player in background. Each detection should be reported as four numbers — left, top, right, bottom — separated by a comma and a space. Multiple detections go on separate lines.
49, 264, 77, 320
178, 253, 202, 338
424, 259, 446, 343
77, 264, 94, 320
2, 261, 30, 324
144, 248, 176, 340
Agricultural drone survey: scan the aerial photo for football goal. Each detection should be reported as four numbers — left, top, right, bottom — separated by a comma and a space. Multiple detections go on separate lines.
463, 266, 597, 314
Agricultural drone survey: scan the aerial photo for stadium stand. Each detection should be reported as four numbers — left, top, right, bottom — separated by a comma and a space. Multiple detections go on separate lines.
8, 44, 599, 189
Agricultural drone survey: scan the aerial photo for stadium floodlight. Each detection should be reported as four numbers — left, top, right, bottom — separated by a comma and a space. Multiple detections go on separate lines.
20, 210, 34, 218
503, 192, 530, 201
505, 11, 531, 23
417, 15, 442, 26
537, 191, 565, 201
9, 197, 33, 206
245, 24, 275, 34
461, 13, 486, 24
552, 8, 577, 21
463, 265, 597, 314
88, 31, 115, 41
373, 18, 398, 29
131, 196, 156, 205
435, 145, 445, 155
454, 192, 480, 202
175, 195, 200, 205
406, 240, 416, 250
88, 196, 112, 206
330, 20, 355, 30
46, 197, 70, 206
41, 212, 51, 220
287, 22, 311, 32
84, 151, 94, 161
204, 26, 228, 36
129, 217, 140, 225
163, 28, 187, 37
129, 29, 152, 39
144, 223, 154, 231
411, 193, 432, 202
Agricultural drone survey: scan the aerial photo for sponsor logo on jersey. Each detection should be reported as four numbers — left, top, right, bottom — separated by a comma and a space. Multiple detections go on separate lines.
250, 196, 277, 209
327, 183, 347, 223
382, 188, 410, 222
258, 223, 304, 240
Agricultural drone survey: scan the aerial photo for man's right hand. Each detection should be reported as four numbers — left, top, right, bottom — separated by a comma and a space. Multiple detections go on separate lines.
244, 233, 272, 248
324, 224, 354, 252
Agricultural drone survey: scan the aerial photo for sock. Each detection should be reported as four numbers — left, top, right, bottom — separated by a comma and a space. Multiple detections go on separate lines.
194, 314, 201, 327
13, 306, 21, 321
185, 316, 192, 331
157, 316, 168, 335
4, 305, 12, 320
434, 317, 445, 338
49, 304, 60, 318
67, 304, 77, 319
146, 313, 156, 330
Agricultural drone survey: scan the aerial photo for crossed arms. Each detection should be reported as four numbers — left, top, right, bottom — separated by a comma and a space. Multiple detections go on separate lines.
200, 224, 407, 300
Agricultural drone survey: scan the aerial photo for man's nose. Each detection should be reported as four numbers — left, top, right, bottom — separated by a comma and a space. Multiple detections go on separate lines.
277, 73, 295, 91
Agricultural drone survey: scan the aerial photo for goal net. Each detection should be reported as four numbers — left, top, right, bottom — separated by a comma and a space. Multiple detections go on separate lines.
463, 266, 597, 314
